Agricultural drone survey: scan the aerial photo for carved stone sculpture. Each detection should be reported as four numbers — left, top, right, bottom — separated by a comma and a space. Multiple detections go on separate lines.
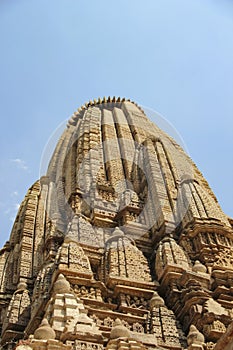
0, 97, 233, 349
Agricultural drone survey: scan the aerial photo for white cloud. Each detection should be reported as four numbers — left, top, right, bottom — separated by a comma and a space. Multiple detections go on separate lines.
10, 191, 19, 197
10, 158, 29, 171
9, 203, 20, 223
4, 208, 10, 215
14, 203, 20, 211
4, 202, 20, 218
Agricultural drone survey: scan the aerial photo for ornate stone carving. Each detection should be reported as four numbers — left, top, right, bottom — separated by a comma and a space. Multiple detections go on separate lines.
102, 230, 151, 288
1, 98, 233, 350
213, 249, 233, 271
56, 239, 93, 278
71, 340, 103, 350
155, 237, 191, 281
203, 320, 226, 341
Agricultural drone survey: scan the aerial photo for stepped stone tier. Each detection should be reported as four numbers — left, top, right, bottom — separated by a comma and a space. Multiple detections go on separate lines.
0, 97, 233, 350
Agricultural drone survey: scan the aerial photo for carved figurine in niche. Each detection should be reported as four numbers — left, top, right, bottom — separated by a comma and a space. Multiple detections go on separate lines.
96, 288, 102, 301
119, 293, 127, 307
125, 294, 131, 307
131, 296, 140, 308
89, 287, 96, 299
80, 286, 88, 296
124, 295, 148, 309
75, 190, 83, 213
119, 189, 140, 209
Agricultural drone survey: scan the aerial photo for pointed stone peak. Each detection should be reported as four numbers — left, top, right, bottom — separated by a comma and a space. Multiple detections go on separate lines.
149, 291, 165, 309
193, 260, 207, 274
53, 273, 70, 294
110, 318, 131, 339
34, 318, 56, 340
112, 227, 125, 237
16, 281, 28, 291
187, 325, 204, 346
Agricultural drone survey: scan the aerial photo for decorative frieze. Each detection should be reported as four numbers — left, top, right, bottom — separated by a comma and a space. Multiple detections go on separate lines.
1, 98, 233, 350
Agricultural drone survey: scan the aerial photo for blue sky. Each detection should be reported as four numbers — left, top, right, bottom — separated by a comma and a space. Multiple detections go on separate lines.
0, 0, 233, 247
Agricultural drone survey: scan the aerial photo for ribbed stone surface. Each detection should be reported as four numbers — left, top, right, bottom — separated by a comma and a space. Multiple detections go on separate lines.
0, 98, 232, 350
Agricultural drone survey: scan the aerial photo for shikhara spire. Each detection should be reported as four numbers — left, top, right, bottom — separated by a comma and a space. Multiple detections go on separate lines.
0, 98, 232, 350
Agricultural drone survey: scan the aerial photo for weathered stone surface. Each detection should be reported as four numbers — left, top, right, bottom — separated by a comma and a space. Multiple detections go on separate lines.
110, 318, 131, 339
0, 98, 232, 350
34, 319, 56, 340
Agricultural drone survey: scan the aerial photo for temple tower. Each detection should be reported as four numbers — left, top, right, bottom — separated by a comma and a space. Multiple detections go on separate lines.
0, 98, 232, 350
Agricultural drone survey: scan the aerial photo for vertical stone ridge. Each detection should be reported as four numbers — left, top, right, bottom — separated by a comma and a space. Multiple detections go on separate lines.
102, 109, 126, 192
154, 140, 176, 220
112, 107, 136, 182
0, 98, 232, 350
189, 182, 208, 218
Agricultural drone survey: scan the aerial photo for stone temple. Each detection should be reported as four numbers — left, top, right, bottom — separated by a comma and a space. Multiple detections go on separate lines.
0, 98, 233, 350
